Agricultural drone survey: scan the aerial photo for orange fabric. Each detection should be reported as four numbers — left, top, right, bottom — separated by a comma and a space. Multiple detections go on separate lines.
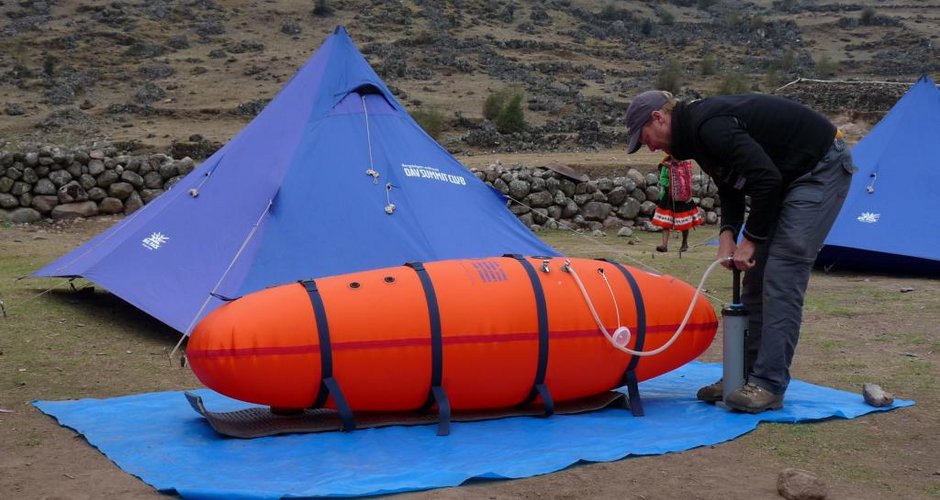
188, 257, 718, 411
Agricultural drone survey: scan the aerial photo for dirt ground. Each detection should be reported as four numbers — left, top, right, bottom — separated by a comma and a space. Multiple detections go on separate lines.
1, 204, 938, 500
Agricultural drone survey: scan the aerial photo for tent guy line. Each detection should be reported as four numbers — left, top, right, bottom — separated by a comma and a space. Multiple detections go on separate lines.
171, 199, 274, 360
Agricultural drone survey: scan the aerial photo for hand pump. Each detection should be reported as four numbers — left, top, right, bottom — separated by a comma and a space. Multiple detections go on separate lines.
721, 269, 747, 403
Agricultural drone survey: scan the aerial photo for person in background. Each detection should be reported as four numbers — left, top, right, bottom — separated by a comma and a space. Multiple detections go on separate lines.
651, 155, 703, 253
624, 89, 855, 413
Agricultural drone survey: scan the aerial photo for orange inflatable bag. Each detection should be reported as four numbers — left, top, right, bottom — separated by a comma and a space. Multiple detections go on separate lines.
187, 256, 717, 420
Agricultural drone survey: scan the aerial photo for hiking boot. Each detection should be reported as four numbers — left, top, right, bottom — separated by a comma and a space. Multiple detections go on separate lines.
655, 244, 668, 253
725, 383, 784, 413
696, 379, 723, 403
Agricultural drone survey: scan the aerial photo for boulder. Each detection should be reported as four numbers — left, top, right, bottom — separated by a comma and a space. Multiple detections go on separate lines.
143, 171, 164, 189
124, 191, 144, 214
108, 182, 135, 200
0, 192, 18, 209
9, 207, 41, 223
96, 169, 120, 188
121, 170, 145, 188
508, 179, 530, 200
140, 188, 164, 204
617, 198, 641, 219
176, 157, 196, 176
51, 201, 98, 220
777, 468, 828, 500
581, 201, 611, 221
626, 168, 645, 189
58, 181, 89, 203
606, 186, 627, 206
617, 226, 634, 237
562, 199, 579, 218
86, 187, 107, 201
862, 383, 894, 407
88, 159, 106, 176
98, 197, 124, 215
11, 181, 31, 196
524, 190, 553, 208
31, 195, 59, 214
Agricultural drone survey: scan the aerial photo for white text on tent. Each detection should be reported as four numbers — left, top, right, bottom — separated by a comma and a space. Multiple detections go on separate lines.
401, 163, 467, 186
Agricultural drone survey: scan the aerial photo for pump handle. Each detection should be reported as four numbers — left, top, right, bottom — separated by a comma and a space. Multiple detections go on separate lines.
732, 269, 741, 305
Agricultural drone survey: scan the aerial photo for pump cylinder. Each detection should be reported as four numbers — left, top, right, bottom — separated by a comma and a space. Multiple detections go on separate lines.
721, 304, 748, 401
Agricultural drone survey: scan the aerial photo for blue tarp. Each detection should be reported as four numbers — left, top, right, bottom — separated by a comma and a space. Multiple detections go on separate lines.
32, 26, 558, 333
817, 75, 940, 274
34, 362, 912, 499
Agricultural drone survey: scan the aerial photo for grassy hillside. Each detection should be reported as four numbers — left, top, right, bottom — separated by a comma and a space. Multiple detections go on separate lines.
0, 0, 936, 155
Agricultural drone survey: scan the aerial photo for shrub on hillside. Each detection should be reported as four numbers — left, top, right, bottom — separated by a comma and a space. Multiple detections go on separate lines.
482, 89, 527, 134
815, 55, 837, 78
655, 6, 675, 25
701, 53, 716, 75
716, 71, 750, 95
483, 91, 505, 121
600, 4, 633, 22
312, 0, 332, 16
657, 59, 683, 93
411, 106, 448, 139
496, 93, 526, 134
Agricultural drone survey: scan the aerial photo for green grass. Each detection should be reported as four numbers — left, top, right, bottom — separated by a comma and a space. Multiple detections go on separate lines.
2, 220, 938, 498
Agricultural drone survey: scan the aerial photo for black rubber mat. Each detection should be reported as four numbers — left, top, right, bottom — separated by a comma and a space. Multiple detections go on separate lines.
185, 391, 629, 438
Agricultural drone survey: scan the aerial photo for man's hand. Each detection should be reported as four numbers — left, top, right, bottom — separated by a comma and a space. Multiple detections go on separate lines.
717, 231, 757, 271
733, 238, 757, 271
717, 231, 737, 269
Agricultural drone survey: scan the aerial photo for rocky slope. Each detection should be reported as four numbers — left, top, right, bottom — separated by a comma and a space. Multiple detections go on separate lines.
0, 0, 937, 156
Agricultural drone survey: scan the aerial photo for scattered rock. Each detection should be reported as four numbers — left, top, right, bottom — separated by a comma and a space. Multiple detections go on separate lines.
777, 468, 828, 500
617, 226, 634, 237
281, 19, 302, 35
135, 82, 166, 104
862, 383, 894, 407
4, 103, 25, 116
167, 35, 190, 50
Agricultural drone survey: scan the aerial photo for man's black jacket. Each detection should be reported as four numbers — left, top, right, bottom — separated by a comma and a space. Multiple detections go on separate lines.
668, 94, 836, 242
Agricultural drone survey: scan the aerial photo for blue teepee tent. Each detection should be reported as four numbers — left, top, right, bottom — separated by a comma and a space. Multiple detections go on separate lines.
816, 75, 940, 274
34, 26, 558, 333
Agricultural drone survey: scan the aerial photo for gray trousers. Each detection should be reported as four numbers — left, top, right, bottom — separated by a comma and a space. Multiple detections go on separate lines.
742, 139, 855, 395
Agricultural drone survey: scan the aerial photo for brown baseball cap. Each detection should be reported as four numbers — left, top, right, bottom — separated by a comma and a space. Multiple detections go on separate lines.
625, 90, 670, 154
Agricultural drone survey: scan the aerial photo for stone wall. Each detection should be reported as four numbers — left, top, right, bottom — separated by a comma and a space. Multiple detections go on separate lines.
1, 145, 721, 232
0, 144, 193, 224
471, 162, 720, 236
